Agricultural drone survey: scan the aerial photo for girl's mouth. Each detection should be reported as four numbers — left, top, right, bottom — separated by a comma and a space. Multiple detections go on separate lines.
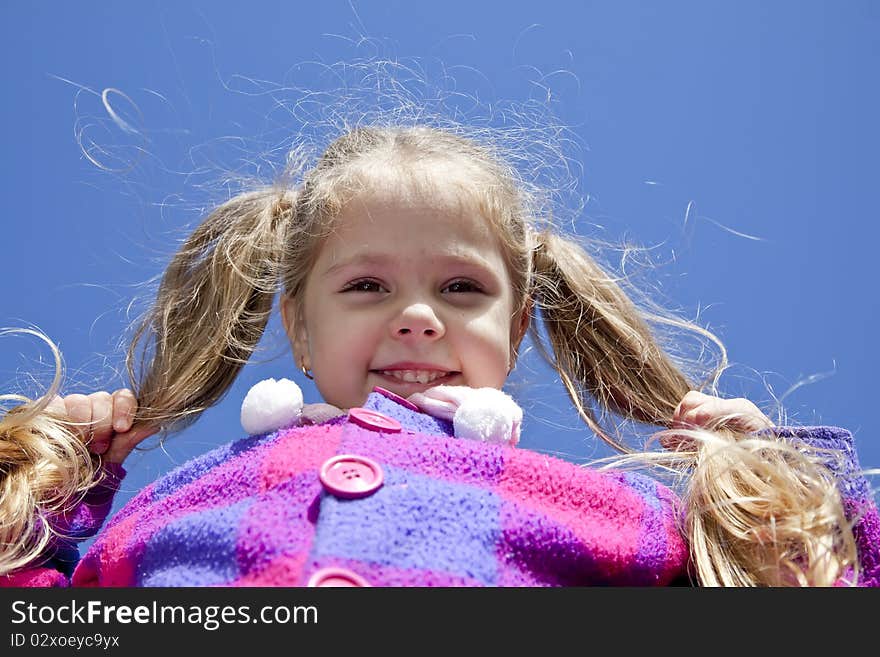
371, 370, 460, 387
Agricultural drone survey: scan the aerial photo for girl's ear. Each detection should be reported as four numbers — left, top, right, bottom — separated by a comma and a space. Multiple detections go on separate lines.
281, 294, 310, 370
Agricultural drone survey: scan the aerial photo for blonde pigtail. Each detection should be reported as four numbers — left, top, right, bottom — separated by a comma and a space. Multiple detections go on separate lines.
531, 230, 858, 585
126, 188, 295, 435
679, 425, 858, 586
530, 230, 689, 449
0, 329, 99, 575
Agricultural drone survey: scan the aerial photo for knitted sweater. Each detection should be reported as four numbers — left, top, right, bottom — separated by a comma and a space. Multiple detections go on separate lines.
4, 390, 879, 586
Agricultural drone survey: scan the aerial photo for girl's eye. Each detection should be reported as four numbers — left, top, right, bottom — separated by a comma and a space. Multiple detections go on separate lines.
443, 279, 482, 294
341, 279, 386, 293
341, 279, 482, 294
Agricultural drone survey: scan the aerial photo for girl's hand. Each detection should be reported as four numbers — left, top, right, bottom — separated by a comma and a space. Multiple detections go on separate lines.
408, 385, 523, 446
661, 390, 774, 449
45, 389, 157, 464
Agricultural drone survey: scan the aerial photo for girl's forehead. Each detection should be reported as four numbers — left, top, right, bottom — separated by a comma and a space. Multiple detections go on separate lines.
311, 190, 508, 276
332, 187, 497, 241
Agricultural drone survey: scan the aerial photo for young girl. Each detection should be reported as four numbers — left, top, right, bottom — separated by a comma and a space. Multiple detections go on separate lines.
2, 125, 878, 587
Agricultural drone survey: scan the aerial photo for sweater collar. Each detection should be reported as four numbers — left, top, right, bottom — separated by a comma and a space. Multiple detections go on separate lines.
360, 387, 454, 439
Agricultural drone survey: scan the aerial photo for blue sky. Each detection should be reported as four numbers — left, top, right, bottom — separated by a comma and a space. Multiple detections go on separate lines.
2, 0, 878, 538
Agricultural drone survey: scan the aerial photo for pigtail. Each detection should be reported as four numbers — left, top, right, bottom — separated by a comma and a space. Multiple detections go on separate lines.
681, 427, 857, 586
0, 329, 98, 575
530, 230, 689, 443
531, 230, 858, 586
125, 188, 294, 435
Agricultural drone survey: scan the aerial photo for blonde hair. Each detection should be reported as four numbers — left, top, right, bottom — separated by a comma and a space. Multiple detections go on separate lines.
1, 124, 859, 585
0, 329, 102, 574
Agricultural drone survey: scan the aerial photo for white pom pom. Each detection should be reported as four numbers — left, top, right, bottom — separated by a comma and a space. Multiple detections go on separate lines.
453, 388, 523, 446
240, 378, 304, 435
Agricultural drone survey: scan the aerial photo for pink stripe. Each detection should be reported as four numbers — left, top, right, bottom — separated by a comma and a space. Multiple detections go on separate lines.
77, 427, 344, 586
259, 424, 344, 492
496, 449, 646, 574
238, 426, 342, 581
230, 553, 309, 586
73, 511, 143, 586
72, 481, 158, 586
235, 473, 323, 578
1, 568, 70, 588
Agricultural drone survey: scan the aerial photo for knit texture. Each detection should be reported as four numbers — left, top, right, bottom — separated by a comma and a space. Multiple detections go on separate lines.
5, 395, 877, 587
70, 392, 689, 586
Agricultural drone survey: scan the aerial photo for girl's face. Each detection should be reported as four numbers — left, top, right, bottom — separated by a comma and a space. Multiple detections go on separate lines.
282, 187, 529, 410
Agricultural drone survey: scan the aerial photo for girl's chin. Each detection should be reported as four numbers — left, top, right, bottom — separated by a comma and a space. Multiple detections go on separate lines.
369, 371, 462, 396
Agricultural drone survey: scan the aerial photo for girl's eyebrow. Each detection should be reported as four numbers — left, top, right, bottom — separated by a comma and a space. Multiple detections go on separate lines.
322, 252, 498, 278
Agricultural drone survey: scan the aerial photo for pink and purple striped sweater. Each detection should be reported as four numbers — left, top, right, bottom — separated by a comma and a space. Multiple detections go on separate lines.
4, 390, 879, 586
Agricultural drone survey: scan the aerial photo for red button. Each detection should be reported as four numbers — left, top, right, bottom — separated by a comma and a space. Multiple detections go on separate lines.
348, 407, 402, 433
372, 386, 420, 411
319, 454, 384, 499
307, 567, 370, 587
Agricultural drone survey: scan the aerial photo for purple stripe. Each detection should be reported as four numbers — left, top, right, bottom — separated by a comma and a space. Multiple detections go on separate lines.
623, 472, 671, 585
101, 482, 156, 529
152, 432, 279, 501
339, 423, 505, 487
499, 502, 604, 585
848, 499, 880, 587
311, 464, 502, 584
363, 391, 454, 437
758, 425, 871, 500
138, 498, 252, 586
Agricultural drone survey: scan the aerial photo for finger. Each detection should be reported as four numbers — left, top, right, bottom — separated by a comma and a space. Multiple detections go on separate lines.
103, 424, 160, 465
87, 392, 114, 455
406, 392, 458, 421
673, 390, 707, 423
45, 395, 67, 417
63, 394, 93, 441
111, 388, 137, 433
421, 385, 471, 405
727, 399, 774, 431
680, 402, 719, 428
680, 397, 773, 432
673, 403, 707, 428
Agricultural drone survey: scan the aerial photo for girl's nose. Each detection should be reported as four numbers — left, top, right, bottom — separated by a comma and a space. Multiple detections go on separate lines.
391, 303, 445, 340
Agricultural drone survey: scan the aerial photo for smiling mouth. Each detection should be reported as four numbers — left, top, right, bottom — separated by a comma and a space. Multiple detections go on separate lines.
371, 370, 460, 385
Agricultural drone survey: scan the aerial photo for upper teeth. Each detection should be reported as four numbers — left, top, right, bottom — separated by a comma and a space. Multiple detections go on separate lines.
381, 370, 449, 384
